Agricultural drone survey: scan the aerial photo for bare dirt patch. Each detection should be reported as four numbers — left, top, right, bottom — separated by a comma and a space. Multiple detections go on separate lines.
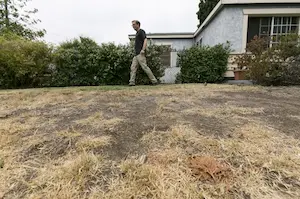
1, 84, 300, 198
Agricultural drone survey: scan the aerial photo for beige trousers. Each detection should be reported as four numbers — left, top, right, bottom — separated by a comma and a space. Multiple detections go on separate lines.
129, 54, 157, 85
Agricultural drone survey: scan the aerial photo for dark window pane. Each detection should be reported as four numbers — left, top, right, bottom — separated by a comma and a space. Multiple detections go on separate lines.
292, 17, 299, 24
283, 17, 290, 25
261, 17, 271, 25
274, 17, 281, 25
282, 26, 288, 33
247, 17, 261, 43
261, 27, 270, 34
159, 45, 171, 67
273, 26, 279, 34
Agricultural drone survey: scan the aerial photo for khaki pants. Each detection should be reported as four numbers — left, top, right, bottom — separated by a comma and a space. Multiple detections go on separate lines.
129, 54, 157, 85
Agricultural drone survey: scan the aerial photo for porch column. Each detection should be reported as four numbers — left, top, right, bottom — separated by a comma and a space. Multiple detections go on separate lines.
242, 14, 249, 53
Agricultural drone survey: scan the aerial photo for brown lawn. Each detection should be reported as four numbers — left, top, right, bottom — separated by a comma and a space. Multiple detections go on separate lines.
1, 84, 300, 199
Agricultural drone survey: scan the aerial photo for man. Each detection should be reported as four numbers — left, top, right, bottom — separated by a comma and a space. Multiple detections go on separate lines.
129, 20, 158, 86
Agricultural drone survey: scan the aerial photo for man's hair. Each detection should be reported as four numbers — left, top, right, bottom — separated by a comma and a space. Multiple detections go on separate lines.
132, 20, 141, 26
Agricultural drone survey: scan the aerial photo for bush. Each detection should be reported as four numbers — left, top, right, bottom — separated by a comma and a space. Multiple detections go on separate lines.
235, 34, 300, 86
177, 43, 230, 83
51, 37, 167, 87
0, 32, 52, 89
0, 35, 168, 89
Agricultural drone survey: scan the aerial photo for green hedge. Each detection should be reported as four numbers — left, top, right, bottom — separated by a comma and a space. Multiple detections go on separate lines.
176, 44, 230, 83
51, 37, 166, 87
0, 35, 167, 88
0, 33, 52, 88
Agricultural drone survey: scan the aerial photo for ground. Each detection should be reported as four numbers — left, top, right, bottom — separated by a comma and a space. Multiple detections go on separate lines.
1, 84, 300, 199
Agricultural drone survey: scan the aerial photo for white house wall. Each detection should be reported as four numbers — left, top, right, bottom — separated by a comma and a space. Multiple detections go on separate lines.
150, 38, 194, 51
195, 4, 300, 53
148, 38, 194, 83
195, 7, 244, 53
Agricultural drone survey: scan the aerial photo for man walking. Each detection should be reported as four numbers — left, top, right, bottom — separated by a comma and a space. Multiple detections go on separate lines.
129, 20, 158, 86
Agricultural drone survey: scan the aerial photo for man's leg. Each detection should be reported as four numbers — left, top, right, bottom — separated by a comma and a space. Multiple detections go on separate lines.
129, 56, 139, 86
137, 54, 158, 84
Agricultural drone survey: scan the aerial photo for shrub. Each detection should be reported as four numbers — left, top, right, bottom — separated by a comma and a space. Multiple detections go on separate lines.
136, 44, 168, 85
235, 34, 300, 86
177, 43, 230, 83
0, 32, 52, 89
51, 37, 167, 87
52, 37, 112, 86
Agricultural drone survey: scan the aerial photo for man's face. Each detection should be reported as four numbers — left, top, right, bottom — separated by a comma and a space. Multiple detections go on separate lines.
132, 21, 139, 31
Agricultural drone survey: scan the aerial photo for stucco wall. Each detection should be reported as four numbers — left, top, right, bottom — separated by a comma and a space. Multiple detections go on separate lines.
195, 7, 244, 53
149, 38, 194, 51
195, 4, 300, 53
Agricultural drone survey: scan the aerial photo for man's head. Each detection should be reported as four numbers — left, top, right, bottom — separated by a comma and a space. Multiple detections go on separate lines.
132, 20, 140, 31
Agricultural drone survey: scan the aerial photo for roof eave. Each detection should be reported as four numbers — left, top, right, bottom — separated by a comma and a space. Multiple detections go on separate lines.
128, 0, 300, 40
222, 0, 300, 4
194, 1, 223, 37
128, 34, 194, 39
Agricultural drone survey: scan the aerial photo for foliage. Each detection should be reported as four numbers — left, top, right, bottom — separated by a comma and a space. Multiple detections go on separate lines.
51, 37, 167, 87
197, 0, 219, 27
0, 33, 52, 88
0, 0, 45, 40
234, 34, 300, 86
136, 44, 168, 85
177, 43, 230, 83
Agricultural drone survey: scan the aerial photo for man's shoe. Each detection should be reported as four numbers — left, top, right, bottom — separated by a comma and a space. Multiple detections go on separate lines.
129, 83, 135, 86
151, 81, 158, 86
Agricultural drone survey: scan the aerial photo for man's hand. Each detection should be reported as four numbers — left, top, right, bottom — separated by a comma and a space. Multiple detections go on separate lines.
140, 50, 145, 55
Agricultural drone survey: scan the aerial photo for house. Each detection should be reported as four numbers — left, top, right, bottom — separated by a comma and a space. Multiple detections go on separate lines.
129, 0, 300, 83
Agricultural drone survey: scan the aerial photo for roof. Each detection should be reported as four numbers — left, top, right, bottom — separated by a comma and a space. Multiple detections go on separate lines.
128, 32, 194, 39
222, 0, 300, 4
128, 0, 300, 39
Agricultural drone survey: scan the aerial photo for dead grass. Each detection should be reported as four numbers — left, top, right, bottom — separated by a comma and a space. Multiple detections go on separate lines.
139, 124, 300, 198
1, 84, 300, 199
76, 112, 124, 131
183, 104, 264, 118
27, 152, 105, 199
76, 135, 113, 151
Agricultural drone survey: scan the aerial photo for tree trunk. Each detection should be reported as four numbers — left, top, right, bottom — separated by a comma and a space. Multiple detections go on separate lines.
4, 0, 9, 27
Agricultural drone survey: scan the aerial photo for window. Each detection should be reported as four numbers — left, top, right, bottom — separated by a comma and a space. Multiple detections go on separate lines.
199, 38, 203, 46
160, 45, 171, 67
196, 38, 203, 47
272, 16, 299, 45
248, 16, 299, 47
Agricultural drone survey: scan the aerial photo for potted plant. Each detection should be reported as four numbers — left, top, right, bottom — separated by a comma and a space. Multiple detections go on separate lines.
233, 54, 250, 80
233, 66, 248, 80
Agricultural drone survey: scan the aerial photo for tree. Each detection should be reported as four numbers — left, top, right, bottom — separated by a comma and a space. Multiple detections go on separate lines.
196, 0, 220, 28
0, 0, 45, 40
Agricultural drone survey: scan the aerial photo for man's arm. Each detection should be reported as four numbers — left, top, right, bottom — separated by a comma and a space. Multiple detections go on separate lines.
141, 30, 147, 54
142, 38, 147, 52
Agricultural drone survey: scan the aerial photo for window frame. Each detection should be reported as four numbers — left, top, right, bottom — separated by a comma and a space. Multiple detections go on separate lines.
150, 42, 173, 67
242, 8, 300, 52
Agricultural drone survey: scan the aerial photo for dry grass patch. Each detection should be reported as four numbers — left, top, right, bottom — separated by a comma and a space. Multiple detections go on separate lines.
56, 129, 82, 138
76, 136, 113, 151
290, 115, 300, 120
91, 158, 200, 199
183, 104, 264, 118
140, 124, 300, 199
27, 152, 105, 199
76, 112, 123, 131
1, 84, 300, 199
